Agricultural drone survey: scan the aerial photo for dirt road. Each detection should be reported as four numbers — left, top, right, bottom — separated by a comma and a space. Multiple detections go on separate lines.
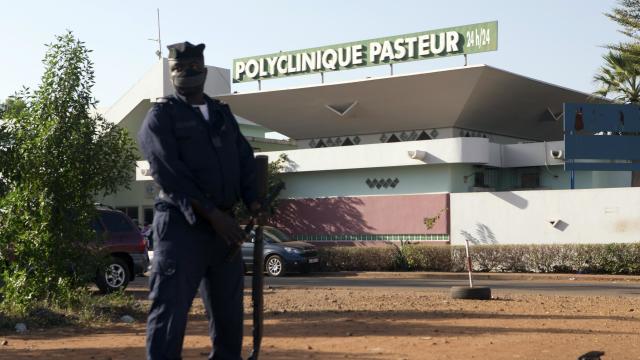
1, 278, 639, 359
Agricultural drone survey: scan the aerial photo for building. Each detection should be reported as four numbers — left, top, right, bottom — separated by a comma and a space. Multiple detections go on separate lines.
101, 38, 634, 244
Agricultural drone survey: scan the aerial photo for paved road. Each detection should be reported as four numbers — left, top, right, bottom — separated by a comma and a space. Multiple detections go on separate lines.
255, 276, 640, 296
131, 274, 640, 297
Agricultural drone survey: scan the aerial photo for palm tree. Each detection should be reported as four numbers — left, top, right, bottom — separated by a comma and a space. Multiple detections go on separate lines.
594, 51, 640, 103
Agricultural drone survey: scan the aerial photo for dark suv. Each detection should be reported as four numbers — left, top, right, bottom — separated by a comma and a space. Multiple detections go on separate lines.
93, 206, 148, 293
242, 226, 319, 277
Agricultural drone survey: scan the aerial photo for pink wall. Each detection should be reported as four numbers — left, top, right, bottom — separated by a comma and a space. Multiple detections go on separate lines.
271, 194, 449, 236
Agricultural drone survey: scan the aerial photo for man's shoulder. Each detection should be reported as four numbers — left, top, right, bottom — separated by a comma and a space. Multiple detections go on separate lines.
205, 95, 230, 108
152, 95, 178, 107
147, 96, 179, 116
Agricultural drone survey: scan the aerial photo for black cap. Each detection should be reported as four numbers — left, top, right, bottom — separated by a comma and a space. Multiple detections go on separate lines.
167, 42, 205, 60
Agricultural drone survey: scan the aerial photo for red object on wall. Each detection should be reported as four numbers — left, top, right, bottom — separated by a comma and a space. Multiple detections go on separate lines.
574, 108, 584, 131
271, 194, 450, 237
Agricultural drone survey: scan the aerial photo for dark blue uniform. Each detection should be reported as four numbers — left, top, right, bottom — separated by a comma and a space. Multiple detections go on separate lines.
138, 93, 257, 360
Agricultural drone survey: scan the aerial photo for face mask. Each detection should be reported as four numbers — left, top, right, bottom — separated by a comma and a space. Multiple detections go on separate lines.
170, 60, 207, 95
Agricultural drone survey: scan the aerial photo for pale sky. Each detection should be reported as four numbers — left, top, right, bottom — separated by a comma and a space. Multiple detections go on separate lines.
0, 0, 628, 107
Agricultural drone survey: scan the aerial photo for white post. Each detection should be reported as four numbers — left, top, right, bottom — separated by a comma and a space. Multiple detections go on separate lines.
464, 238, 473, 287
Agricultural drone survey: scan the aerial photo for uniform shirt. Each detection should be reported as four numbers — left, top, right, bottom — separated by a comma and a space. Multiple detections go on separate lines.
194, 104, 209, 121
138, 94, 258, 225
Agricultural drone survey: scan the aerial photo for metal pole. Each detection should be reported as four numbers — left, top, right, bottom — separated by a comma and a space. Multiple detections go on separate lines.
258, 80, 262, 91
390, 63, 393, 76
570, 157, 575, 189
464, 239, 474, 287
321, 72, 324, 84
156, 8, 162, 59
464, 54, 468, 66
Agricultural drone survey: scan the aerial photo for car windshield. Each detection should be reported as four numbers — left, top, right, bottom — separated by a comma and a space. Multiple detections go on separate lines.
263, 227, 291, 242
99, 211, 136, 232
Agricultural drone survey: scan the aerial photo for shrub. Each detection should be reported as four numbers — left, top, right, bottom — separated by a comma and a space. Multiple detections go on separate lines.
401, 245, 452, 271
315, 243, 640, 275
317, 246, 398, 271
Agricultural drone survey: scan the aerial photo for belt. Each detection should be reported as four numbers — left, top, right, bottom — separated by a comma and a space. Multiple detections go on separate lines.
158, 190, 233, 214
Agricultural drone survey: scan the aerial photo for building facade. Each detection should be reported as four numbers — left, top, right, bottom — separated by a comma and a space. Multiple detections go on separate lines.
104, 60, 632, 243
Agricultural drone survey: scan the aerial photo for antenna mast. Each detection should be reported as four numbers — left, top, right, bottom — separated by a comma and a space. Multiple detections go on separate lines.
148, 8, 162, 60
156, 8, 162, 59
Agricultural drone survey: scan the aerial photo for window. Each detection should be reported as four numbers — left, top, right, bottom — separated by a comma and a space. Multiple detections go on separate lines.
521, 173, 540, 188
386, 134, 401, 143
116, 207, 138, 222
474, 172, 485, 187
143, 207, 154, 226
100, 211, 136, 232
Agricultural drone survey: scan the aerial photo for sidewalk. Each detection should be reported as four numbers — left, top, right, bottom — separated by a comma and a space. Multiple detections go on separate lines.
326, 271, 640, 282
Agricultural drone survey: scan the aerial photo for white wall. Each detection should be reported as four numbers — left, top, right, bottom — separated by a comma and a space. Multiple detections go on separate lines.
450, 188, 640, 245
263, 137, 491, 172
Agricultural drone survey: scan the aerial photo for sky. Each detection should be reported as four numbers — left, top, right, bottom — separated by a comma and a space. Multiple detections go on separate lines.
0, 0, 629, 108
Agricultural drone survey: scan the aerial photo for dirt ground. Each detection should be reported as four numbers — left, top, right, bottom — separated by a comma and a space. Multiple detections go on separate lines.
1, 283, 639, 360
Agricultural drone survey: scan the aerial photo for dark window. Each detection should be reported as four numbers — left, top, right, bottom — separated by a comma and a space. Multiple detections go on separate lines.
474, 172, 485, 187
521, 173, 540, 188
416, 131, 431, 140
386, 134, 401, 143
143, 207, 154, 226
91, 218, 105, 237
100, 211, 136, 232
116, 207, 137, 221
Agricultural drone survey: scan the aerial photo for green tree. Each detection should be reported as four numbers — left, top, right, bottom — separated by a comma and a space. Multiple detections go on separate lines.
594, 51, 640, 102
606, 0, 640, 59
0, 98, 26, 197
0, 32, 137, 313
233, 153, 290, 222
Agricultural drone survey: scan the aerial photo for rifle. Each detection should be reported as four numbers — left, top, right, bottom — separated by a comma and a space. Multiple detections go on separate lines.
247, 155, 268, 360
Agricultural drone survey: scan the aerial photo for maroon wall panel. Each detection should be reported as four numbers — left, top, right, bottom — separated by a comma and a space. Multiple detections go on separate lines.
271, 194, 449, 236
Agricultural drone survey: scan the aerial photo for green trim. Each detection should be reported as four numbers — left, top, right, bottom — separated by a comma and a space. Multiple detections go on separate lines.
293, 234, 449, 241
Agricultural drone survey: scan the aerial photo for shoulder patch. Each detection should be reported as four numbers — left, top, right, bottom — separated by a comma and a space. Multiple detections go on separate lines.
154, 97, 169, 103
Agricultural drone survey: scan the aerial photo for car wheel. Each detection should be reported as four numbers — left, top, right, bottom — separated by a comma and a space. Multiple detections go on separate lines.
265, 255, 285, 277
96, 257, 131, 294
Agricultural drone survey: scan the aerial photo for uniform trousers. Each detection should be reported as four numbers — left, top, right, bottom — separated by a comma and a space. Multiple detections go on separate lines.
146, 203, 244, 360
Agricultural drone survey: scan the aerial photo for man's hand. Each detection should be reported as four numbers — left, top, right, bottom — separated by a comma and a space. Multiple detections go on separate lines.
206, 208, 246, 246
191, 200, 245, 246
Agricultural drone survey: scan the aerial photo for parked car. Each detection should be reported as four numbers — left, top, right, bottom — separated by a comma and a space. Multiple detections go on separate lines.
241, 226, 319, 277
93, 206, 149, 293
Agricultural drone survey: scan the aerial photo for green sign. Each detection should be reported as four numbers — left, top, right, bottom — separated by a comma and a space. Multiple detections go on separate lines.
233, 21, 498, 83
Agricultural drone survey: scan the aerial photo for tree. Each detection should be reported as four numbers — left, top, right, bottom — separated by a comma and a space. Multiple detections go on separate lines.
0, 98, 26, 197
593, 51, 640, 103
233, 153, 290, 222
606, 0, 640, 59
595, 0, 640, 186
0, 32, 137, 312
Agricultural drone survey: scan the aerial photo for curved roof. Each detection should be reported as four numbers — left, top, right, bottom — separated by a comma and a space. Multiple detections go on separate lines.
217, 64, 600, 141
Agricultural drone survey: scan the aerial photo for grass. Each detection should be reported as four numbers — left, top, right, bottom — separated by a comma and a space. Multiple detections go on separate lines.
0, 289, 147, 331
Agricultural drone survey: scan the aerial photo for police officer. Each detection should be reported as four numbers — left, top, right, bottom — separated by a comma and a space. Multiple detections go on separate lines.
138, 41, 260, 360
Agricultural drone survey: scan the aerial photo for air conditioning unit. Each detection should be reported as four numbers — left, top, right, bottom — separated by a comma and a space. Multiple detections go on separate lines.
550, 150, 564, 160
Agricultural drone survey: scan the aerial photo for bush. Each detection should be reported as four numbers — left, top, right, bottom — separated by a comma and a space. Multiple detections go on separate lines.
0, 32, 136, 314
315, 243, 640, 275
317, 246, 398, 271
401, 245, 452, 271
